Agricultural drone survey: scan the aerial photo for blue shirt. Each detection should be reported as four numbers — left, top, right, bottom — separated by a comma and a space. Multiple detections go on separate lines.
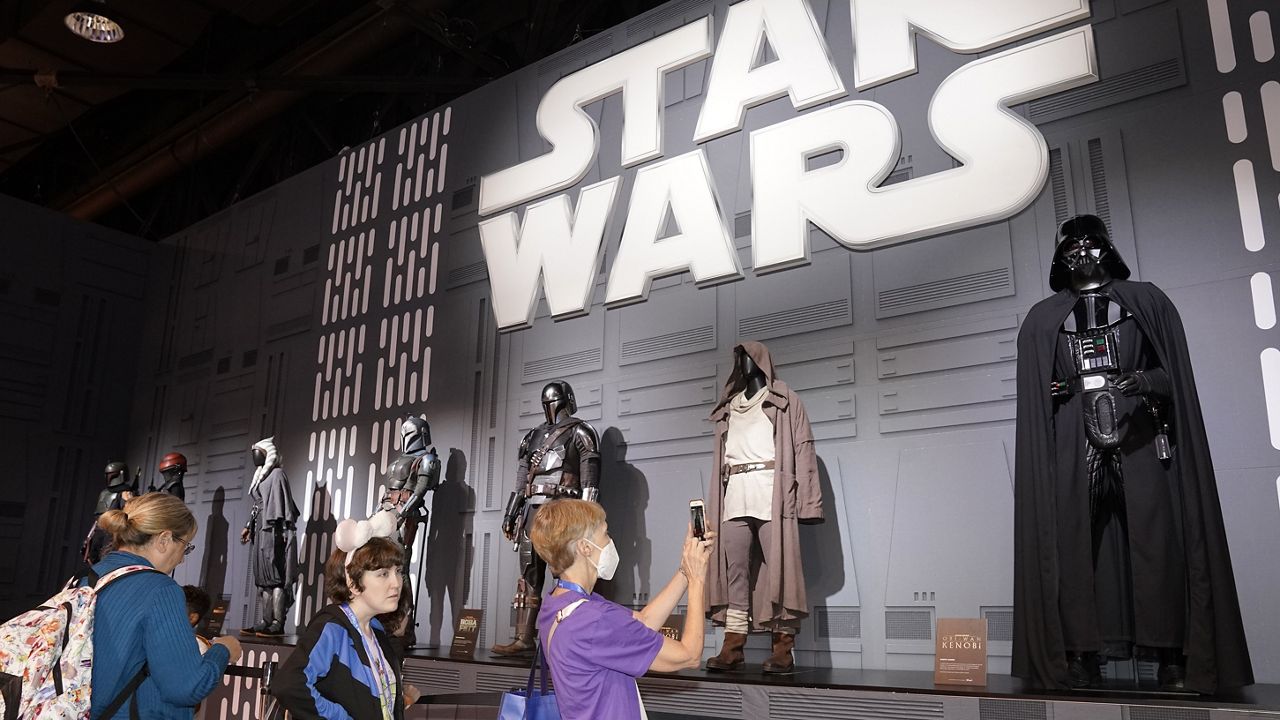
88, 551, 231, 719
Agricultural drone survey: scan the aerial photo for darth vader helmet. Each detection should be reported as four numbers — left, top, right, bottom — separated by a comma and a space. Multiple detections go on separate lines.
1049, 214, 1131, 292
541, 380, 577, 425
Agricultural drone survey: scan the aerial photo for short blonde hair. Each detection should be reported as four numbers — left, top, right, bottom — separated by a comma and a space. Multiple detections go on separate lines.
99, 493, 196, 549
530, 499, 606, 575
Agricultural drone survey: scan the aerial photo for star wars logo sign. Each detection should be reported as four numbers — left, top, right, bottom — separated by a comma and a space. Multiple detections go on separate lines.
478, 0, 1098, 330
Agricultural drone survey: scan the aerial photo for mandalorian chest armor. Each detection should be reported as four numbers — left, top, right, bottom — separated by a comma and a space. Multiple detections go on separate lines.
94, 487, 128, 516
382, 451, 441, 517
520, 420, 599, 503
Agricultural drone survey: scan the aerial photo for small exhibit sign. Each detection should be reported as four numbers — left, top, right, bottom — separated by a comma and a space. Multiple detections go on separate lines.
934, 618, 988, 686
450, 608, 484, 659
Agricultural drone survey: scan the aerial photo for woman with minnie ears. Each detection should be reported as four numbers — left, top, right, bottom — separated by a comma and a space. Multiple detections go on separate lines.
272, 511, 421, 719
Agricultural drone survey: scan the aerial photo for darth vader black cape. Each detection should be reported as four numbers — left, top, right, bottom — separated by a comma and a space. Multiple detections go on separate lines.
1012, 280, 1252, 693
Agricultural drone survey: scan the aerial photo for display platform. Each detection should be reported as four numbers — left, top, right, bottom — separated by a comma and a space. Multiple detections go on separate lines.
219, 636, 1280, 720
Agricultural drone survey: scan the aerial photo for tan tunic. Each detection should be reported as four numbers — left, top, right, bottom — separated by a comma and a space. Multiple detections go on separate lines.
723, 389, 775, 521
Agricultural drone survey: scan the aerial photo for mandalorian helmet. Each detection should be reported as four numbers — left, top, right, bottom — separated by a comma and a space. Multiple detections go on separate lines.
401, 416, 432, 455
104, 461, 129, 491
158, 452, 187, 478
1049, 214, 1131, 292
541, 380, 577, 425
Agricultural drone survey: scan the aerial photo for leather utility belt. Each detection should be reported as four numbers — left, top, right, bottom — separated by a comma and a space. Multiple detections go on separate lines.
724, 460, 775, 478
526, 483, 581, 499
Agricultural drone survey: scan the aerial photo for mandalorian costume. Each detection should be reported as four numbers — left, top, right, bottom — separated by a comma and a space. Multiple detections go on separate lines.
82, 460, 138, 564
1013, 215, 1252, 693
151, 452, 187, 500
379, 416, 441, 584
240, 437, 300, 636
492, 380, 600, 656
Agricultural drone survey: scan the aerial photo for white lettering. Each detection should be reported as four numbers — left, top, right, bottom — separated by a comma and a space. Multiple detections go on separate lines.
850, 0, 1090, 89
477, 178, 621, 330
751, 27, 1097, 265
693, 0, 845, 143
605, 151, 740, 306
478, 19, 713, 216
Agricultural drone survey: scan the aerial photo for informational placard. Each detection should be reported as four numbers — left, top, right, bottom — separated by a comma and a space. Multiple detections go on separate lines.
205, 597, 229, 637
659, 613, 684, 642
934, 618, 988, 686
450, 608, 484, 659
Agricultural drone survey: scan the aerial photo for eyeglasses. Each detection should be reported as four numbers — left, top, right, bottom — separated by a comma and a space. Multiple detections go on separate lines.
173, 535, 196, 556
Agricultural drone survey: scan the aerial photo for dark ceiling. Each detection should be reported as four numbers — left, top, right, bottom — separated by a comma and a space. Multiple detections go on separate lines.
0, 0, 666, 239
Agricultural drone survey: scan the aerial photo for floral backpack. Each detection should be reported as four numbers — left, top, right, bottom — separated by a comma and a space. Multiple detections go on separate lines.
0, 565, 158, 720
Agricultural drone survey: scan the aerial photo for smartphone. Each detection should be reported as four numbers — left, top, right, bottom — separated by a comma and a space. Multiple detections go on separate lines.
689, 499, 706, 540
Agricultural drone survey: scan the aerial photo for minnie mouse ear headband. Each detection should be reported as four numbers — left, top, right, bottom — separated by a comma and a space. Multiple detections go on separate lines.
334, 510, 399, 566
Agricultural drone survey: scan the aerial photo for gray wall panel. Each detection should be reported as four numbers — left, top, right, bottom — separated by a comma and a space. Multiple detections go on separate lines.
116, 0, 1280, 681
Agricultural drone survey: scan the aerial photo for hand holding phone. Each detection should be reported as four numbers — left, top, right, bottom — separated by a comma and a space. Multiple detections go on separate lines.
689, 499, 706, 540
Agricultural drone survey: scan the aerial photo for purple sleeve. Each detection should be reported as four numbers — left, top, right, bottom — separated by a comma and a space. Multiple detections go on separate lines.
590, 603, 664, 677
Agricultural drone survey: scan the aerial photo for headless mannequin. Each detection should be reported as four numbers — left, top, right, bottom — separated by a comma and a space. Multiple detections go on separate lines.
737, 349, 767, 401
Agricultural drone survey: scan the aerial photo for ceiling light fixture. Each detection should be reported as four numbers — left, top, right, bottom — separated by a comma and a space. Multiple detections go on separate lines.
64, 1, 124, 44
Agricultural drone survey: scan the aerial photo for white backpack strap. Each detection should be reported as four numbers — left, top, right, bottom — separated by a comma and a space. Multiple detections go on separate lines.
547, 598, 587, 648
94, 564, 158, 592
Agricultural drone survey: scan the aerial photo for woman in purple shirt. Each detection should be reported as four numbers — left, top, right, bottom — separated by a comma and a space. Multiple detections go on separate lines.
529, 499, 714, 720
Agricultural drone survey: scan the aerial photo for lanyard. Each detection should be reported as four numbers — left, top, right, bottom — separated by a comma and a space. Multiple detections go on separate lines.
340, 604, 396, 720
555, 579, 590, 596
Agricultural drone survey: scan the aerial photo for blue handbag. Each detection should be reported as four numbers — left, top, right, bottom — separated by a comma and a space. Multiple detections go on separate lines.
497, 644, 561, 720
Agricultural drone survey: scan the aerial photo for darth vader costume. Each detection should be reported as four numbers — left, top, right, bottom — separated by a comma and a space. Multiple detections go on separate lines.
1012, 215, 1251, 694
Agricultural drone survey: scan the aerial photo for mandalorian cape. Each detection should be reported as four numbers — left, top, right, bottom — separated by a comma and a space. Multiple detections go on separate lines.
1012, 280, 1252, 693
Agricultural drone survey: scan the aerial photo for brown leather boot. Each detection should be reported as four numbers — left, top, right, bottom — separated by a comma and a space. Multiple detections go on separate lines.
705, 631, 748, 672
491, 601, 540, 656
762, 631, 796, 674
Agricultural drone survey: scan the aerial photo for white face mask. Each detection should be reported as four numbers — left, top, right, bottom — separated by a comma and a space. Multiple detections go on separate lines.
582, 537, 619, 581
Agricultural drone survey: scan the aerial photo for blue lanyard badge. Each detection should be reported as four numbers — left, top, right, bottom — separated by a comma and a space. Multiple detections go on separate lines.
555, 579, 589, 596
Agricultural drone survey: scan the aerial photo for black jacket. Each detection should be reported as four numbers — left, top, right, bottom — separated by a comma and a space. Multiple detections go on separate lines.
272, 604, 405, 720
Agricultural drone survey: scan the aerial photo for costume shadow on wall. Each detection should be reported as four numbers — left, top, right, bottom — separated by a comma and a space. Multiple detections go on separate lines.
799, 456, 845, 665
199, 486, 230, 609
423, 448, 476, 646
296, 482, 338, 624
598, 427, 651, 606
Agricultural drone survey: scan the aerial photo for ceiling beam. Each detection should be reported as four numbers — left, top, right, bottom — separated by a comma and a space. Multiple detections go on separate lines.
0, 68, 483, 93
376, 0, 509, 77
55, 0, 453, 221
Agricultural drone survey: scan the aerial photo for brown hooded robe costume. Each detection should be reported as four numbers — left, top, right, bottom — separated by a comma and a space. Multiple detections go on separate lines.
706, 341, 824, 631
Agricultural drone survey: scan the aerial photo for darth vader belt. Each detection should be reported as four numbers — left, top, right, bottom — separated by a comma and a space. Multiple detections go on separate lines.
725, 461, 775, 477
1062, 373, 1117, 394
526, 483, 581, 499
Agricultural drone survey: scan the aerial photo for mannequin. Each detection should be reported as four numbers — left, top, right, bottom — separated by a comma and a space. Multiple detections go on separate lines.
240, 437, 300, 636
492, 380, 600, 656
1012, 215, 1252, 693
705, 342, 823, 674
152, 452, 187, 500
378, 415, 441, 640
82, 460, 137, 564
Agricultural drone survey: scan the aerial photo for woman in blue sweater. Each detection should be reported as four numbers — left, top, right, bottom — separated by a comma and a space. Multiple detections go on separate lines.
91, 492, 242, 719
